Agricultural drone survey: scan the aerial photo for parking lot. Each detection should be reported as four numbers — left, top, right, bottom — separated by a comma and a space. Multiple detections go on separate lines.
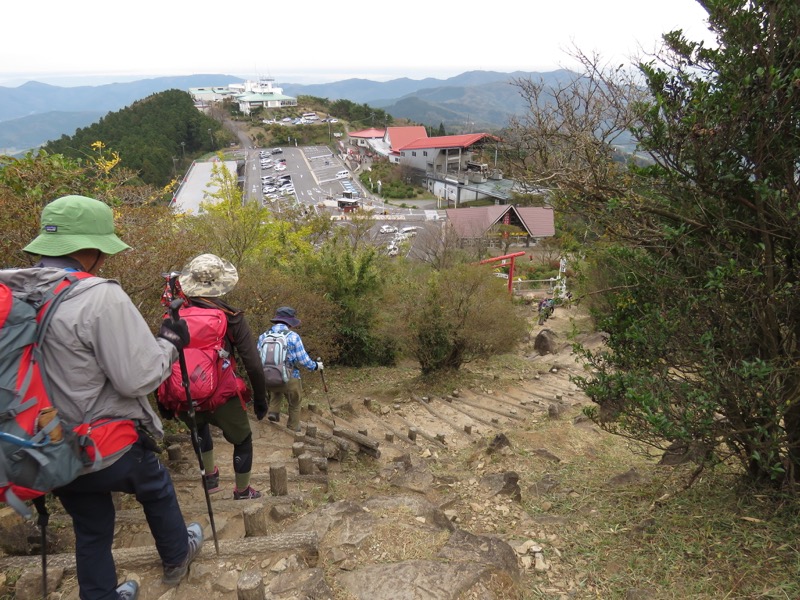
246, 145, 367, 210
242, 143, 445, 259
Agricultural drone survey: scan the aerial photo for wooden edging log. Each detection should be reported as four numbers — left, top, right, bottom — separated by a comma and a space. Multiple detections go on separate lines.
0, 531, 320, 572
314, 415, 381, 458
354, 404, 416, 447
451, 395, 525, 421
499, 389, 552, 410
441, 399, 501, 430
411, 395, 471, 438
267, 418, 354, 460
389, 413, 447, 449
332, 427, 381, 459
108, 494, 305, 524
467, 389, 540, 414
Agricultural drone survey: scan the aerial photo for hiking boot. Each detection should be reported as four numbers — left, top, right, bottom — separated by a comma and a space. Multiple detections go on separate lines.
162, 522, 204, 586
233, 485, 262, 500
267, 412, 280, 422
204, 466, 220, 494
116, 581, 139, 600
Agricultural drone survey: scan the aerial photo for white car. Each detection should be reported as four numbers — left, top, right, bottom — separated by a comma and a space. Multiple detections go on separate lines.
274, 164, 286, 171
379, 225, 397, 234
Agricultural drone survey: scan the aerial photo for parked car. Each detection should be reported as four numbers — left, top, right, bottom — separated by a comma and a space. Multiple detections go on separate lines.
272, 148, 284, 154
379, 225, 398, 234
274, 164, 286, 171
400, 226, 420, 236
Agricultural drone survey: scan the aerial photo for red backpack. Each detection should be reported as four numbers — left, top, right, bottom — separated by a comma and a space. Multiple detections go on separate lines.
0, 273, 138, 518
156, 304, 249, 412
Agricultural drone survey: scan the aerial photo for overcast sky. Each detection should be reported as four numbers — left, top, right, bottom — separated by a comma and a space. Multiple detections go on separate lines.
2, 0, 714, 87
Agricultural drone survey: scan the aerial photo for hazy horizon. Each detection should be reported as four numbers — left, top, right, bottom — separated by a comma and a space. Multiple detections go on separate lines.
0, 67, 541, 89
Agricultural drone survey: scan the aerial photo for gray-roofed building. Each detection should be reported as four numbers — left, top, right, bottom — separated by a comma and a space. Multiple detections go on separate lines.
171, 159, 239, 215
237, 91, 297, 114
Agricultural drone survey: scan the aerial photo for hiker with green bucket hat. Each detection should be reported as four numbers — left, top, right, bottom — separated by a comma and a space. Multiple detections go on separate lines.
3, 195, 204, 599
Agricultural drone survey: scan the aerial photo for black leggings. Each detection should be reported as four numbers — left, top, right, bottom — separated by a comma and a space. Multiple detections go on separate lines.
197, 422, 253, 474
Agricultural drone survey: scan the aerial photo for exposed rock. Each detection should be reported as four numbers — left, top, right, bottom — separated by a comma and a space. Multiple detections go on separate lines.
380, 454, 435, 493
533, 552, 550, 571
14, 566, 64, 600
548, 402, 565, 419
363, 495, 454, 532
479, 472, 522, 502
528, 474, 560, 497
270, 557, 288, 573
534, 329, 559, 355
533, 448, 562, 462
283, 500, 368, 541
437, 529, 520, 581
486, 433, 512, 454
658, 440, 709, 466
336, 559, 492, 600
265, 567, 334, 600
212, 569, 239, 593
607, 468, 643, 487
270, 505, 294, 522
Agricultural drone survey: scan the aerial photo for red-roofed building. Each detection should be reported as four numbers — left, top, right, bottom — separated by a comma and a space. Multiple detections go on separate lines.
445, 205, 555, 245
397, 132, 499, 180
347, 124, 518, 207
348, 128, 386, 147
384, 126, 428, 163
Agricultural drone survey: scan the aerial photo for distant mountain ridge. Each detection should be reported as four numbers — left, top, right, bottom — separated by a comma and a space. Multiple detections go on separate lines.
0, 74, 243, 154
0, 70, 579, 154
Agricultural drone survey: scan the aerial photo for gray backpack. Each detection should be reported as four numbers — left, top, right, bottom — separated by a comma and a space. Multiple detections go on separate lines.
259, 330, 290, 387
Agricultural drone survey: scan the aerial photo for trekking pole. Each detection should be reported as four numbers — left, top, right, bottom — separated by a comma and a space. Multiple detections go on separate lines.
32, 496, 49, 598
168, 292, 220, 556
317, 357, 335, 427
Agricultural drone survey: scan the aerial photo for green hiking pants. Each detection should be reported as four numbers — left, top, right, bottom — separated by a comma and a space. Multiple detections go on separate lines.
267, 377, 303, 431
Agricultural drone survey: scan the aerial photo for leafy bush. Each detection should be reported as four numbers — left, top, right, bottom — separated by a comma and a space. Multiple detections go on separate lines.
392, 264, 527, 373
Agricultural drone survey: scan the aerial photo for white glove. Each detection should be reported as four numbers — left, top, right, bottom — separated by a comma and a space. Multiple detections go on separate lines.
316, 360, 324, 371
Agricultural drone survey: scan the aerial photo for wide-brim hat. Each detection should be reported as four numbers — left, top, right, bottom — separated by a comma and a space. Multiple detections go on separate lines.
270, 306, 301, 328
23, 195, 131, 257
178, 253, 238, 297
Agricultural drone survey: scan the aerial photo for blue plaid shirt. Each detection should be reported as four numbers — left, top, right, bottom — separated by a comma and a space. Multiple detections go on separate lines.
257, 323, 317, 379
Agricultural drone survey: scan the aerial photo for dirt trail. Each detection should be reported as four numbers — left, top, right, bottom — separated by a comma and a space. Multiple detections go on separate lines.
1, 305, 602, 599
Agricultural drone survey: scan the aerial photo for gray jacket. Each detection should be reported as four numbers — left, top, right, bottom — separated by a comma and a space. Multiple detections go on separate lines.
0, 265, 176, 442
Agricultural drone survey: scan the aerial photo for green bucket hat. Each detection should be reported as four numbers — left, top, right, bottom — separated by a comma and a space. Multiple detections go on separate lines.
23, 195, 131, 257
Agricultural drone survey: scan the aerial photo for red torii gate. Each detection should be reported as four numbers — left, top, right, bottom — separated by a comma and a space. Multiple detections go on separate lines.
479, 251, 526, 293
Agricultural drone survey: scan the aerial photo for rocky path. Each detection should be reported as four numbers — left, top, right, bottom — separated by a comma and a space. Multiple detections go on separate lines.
1, 311, 606, 600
